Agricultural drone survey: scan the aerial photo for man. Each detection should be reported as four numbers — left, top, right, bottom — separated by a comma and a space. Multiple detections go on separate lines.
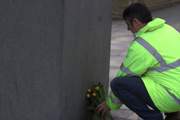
96, 3, 180, 120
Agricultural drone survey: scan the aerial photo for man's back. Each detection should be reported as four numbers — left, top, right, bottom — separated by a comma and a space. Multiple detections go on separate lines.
134, 18, 180, 112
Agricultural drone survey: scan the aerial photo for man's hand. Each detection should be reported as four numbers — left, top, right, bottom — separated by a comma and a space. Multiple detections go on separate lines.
96, 101, 110, 118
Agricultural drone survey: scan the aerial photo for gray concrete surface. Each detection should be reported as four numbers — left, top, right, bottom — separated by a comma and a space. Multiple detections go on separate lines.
0, 1, 112, 120
110, 3, 180, 120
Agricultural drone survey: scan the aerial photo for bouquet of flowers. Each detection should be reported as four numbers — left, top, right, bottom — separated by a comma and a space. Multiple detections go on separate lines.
85, 82, 113, 120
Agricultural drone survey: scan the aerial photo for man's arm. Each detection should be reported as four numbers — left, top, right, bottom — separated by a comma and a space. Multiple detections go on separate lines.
116, 40, 157, 77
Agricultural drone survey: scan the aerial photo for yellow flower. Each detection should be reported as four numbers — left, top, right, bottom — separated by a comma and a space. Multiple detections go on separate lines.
86, 94, 91, 98
87, 89, 91, 93
92, 93, 96, 97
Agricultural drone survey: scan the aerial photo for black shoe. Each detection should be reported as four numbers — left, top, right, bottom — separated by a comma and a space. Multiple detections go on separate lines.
165, 112, 180, 120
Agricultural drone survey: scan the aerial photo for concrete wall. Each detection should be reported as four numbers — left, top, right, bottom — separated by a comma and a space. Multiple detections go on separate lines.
112, 0, 180, 19
0, 0, 112, 120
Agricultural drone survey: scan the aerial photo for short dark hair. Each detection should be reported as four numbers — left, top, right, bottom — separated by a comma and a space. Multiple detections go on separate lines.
123, 3, 152, 24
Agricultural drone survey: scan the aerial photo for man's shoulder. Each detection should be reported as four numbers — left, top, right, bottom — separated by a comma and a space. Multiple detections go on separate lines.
127, 38, 147, 54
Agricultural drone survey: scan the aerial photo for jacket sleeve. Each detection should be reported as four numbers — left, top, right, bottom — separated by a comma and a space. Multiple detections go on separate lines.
116, 40, 157, 77
105, 91, 122, 110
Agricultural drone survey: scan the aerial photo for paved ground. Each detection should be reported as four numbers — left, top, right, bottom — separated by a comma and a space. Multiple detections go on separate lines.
109, 3, 180, 120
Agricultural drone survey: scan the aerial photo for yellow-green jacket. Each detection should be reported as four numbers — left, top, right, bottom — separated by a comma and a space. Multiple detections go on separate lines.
106, 18, 180, 112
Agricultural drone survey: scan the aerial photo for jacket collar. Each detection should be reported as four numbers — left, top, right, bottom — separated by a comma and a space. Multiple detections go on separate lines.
135, 18, 166, 37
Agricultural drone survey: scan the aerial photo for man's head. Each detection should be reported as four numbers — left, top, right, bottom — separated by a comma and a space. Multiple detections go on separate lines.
123, 3, 153, 33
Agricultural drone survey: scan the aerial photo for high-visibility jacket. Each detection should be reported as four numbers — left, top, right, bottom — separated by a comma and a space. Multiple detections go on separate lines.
106, 18, 180, 112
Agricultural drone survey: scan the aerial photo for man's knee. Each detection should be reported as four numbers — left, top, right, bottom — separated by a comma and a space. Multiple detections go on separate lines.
110, 76, 135, 93
110, 76, 127, 88
110, 77, 119, 90
110, 78, 115, 89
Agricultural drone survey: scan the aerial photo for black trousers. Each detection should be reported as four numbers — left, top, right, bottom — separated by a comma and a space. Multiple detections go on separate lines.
110, 76, 163, 120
